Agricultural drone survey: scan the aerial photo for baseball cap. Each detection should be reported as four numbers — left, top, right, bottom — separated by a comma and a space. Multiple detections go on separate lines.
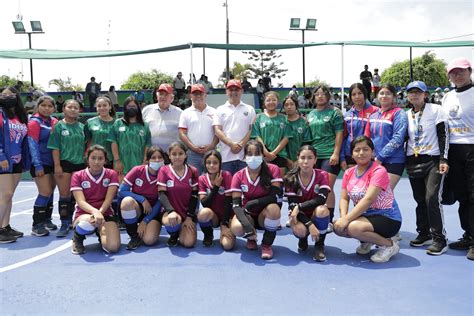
406, 81, 427, 92
446, 58, 471, 74
226, 79, 242, 90
158, 83, 173, 94
191, 84, 206, 94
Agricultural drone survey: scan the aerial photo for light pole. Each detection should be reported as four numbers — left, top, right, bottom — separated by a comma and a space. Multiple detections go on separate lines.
223, 0, 230, 81
12, 21, 44, 88
290, 18, 317, 88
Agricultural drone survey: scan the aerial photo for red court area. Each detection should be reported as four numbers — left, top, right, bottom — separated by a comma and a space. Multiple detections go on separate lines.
1, 179, 472, 315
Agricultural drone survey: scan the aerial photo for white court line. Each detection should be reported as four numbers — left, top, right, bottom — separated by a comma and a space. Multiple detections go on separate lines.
0, 241, 72, 273
11, 202, 58, 218
13, 197, 36, 205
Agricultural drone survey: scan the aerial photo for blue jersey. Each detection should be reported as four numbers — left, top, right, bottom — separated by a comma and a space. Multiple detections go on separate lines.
27, 114, 58, 168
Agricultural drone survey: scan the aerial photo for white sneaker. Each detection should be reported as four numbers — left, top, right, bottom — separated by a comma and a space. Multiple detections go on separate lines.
326, 223, 334, 234
285, 218, 291, 228
370, 240, 400, 263
356, 242, 373, 255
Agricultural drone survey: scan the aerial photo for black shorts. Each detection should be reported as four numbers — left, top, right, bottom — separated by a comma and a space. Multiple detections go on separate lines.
30, 165, 54, 178
365, 215, 401, 238
137, 202, 163, 224
0, 162, 23, 174
269, 156, 288, 168
382, 163, 405, 176
316, 158, 340, 176
60, 160, 85, 173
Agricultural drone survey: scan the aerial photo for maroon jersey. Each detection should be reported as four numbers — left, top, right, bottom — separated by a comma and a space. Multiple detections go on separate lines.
123, 165, 159, 205
198, 171, 233, 221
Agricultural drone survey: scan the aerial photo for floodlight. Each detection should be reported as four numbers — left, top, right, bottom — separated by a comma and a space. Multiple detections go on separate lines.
30, 21, 43, 32
290, 18, 300, 29
12, 21, 26, 33
306, 19, 317, 30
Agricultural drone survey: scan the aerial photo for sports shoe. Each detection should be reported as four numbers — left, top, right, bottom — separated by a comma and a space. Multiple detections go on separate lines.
449, 233, 472, 250
326, 223, 334, 234
118, 221, 127, 231
426, 239, 448, 256
285, 218, 291, 228
298, 237, 308, 251
31, 224, 49, 237
410, 234, 432, 247
261, 244, 273, 260
356, 242, 373, 255
0, 228, 17, 244
313, 244, 326, 262
56, 223, 70, 238
246, 239, 258, 250
4, 225, 24, 238
167, 235, 179, 247
71, 237, 85, 255
370, 240, 400, 263
203, 232, 214, 247
44, 219, 58, 231
126, 236, 142, 250
467, 246, 474, 261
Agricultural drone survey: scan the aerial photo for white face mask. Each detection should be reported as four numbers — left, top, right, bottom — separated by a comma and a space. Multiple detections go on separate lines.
149, 161, 164, 171
246, 156, 263, 170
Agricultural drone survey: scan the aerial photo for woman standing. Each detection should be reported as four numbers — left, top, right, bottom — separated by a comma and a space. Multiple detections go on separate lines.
106, 86, 119, 112
0, 87, 29, 243
28, 95, 58, 236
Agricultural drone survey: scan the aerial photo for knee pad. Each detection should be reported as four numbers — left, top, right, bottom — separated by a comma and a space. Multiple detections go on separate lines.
264, 218, 280, 232
165, 224, 182, 234
312, 216, 330, 234
34, 194, 50, 207
76, 220, 96, 236
121, 209, 138, 224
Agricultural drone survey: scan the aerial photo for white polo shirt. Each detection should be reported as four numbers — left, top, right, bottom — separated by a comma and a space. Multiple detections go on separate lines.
142, 103, 182, 151
178, 104, 216, 147
441, 87, 474, 145
213, 101, 256, 162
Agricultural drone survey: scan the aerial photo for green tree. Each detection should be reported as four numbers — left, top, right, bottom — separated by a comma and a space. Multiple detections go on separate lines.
381, 51, 449, 87
121, 69, 174, 90
294, 77, 329, 89
242, 50, 288, 80
217, 62, 252, 87
48, 77, 83, 92
0, 75, 31, 92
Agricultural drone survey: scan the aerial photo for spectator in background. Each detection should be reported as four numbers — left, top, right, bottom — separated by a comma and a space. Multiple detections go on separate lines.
173, 72, 186, 101
55, 95, 65, 113
106, 86, 119, 112
397, 88, 407, 108
23, 95, 37, 114
430, 87, 444, 105
133, 87, 146, 109
241, 77, 253, 92
256, 79, 265, 108
85, 77, 101, 112
262, 72, 272, 93
372, 68, 381, 100
72, 91, 84, 110
198, 75, 214, 94
14, 81, 24, 92
360, 65, 373, 101
288, 85, 299, 97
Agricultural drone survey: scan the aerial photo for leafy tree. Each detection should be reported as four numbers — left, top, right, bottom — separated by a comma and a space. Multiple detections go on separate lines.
48, 77, 83, 92
217, 62, 252, 87
0, 75, 31, 92
242, 50, 288, 80
121, 69, 174, 90
294, 77, 329, 89
381, 51, 449, 87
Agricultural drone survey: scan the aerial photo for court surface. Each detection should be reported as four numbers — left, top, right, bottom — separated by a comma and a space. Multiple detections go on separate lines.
1, 178, 472, 315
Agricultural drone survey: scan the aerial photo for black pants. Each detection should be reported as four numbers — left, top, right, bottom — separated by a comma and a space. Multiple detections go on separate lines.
448, 144, 474, 244
407, 155, 446, 240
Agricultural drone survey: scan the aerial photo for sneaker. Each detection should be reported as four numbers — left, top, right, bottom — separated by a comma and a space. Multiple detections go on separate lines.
370, 241, 400, 263
246, 239, 258, 251
167, 235, 179, 247
313, 244, 326, 262
71, 237, 85, 255
276, 224, 282, 231
261, 244, 273, 260
126, 236, 142, 250
285, 218, 291, 228
426, 239, 448, 256
203, 233, 214, 247
298, 237, 308, 251
4, 225, 24, 238
449, 233, 472, 250
0, 229, 17, 244
31, 224, 49, 237
326, 223, 334, 234
356, 242, 373, 255
467, 246, 474, 261
56, 223, 70, 238
118, 221, 127, 231
44, 219, 58, 231
409, 234, 432, 247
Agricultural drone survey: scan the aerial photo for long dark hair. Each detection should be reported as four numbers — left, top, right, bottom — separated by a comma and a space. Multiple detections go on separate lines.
348, 83, 368, 106
350, 135, 374, 154
284, 145, 318, 194
86, 144, 108, 165
95, 96, 116, 117
146, 145, 170, 165
281, 94, 299, 114
244, 140, 272, 189
203, 150, 222, 174
122, 96, 144, 126
0, 86, 27, 123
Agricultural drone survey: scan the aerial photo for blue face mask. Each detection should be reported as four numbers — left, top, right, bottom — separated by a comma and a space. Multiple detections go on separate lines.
246, 156, 263, 170
149, 161, 164, 171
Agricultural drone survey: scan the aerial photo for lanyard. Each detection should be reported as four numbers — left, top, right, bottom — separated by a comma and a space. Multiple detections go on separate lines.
411, 106, 425, 157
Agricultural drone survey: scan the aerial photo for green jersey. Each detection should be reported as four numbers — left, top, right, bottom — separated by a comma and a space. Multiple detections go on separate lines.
47, 120, 86, 164
306, 107, 344, 159
286, 117, 310, 161
108, 119, 151, 174
85, 116, 115, 162
252, 112, 292, 158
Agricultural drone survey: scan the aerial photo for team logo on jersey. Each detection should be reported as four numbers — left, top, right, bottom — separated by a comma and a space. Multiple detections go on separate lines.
103, 178, 110, 187
279, 122, 285, 129
314, 184, 320, 194
297, 127, 304, 134
449, 105, 460, 117
91, 126, 100, 131
119, 126, 126, 132
139, 130, 145, 137
259, 122, 266, 128
135, 179, 143, 187
323, 116, 330, 122
81, 181, 91, 189
218, 186, 225, 195
166, 180, 174, 187
243, 111, 249, 116
240, 184, 249, 192
61, 130, 70, 136
307, 117, 313, 122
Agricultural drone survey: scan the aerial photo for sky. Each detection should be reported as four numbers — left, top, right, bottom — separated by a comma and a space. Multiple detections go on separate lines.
0, 0, 472, 91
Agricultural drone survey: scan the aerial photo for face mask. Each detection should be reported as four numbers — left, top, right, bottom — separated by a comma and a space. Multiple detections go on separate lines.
125, 107, 138, 117
0, 95, 17, 109
246, 156, 263, 169
149, 161, 164, 171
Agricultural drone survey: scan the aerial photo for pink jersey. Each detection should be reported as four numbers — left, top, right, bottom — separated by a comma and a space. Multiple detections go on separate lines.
284, 168, 331, 216
342, 163, 401, 221
157, 164, 199, 219
198, 171, 233, 220
123, 165, 159, 205
230, 163, 282, 214
70, 168, 119, 218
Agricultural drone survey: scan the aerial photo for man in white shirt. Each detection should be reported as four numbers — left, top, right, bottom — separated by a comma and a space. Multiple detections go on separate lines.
178, 84, 218, 174
213, 80, 256, 174
142, 83, 182, 152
